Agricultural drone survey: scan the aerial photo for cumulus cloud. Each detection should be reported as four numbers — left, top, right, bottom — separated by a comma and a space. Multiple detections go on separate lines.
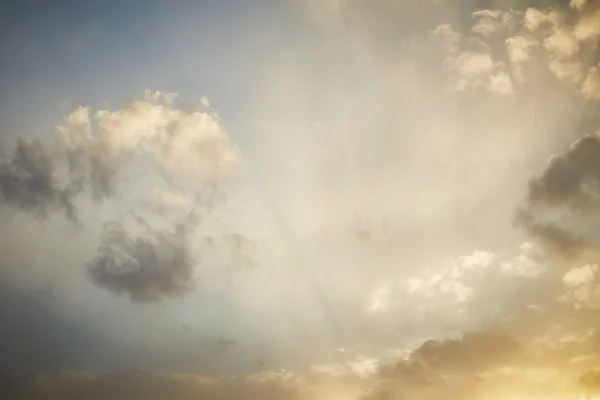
455, 51, 495, 77
367, 246, 545, 321
57, 91, 241, 201
574, 7, 600, 41
489, 70, 513, 94
544, 29, 580, 60
86, 218, 197, 303
430, 3, 600, 99
524, 8, 558, 33
560, 264, 600, 309
443, 50, 501, 92
549, 59, 583, 82
1, 91, 240, 221
505, 35, 538, 64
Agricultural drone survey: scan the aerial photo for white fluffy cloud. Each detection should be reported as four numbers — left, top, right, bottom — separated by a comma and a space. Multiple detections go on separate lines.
561, 264, 600, 309
429, 3, 600, 99
57, 91, 241, 201
365, 245, 548, 339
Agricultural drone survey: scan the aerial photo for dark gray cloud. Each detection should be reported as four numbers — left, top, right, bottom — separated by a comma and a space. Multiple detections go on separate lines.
515, 207, 588, 257
0, 137, 78, 222
516, 133, 600, 257
527, 134, 600, 211
86, 219, 196, 303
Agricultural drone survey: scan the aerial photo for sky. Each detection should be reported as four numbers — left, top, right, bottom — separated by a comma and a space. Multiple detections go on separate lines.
2, 0, 600, 399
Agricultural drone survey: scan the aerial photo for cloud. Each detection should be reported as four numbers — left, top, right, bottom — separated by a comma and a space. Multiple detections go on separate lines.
455, 51, 495, 76
524, 8, 557, 32
505, 35, 538, 64
402, 331, 519, 372
367, 245, 545, 319
0, 91, 241, 221
0, 137, 78, 222
431, 24, 461, 53
86, 217, 197, 304
57, 91, 241, 201
362, 331, 520, 400
564, 264, 597, 287
361, 324, 600, 399
574, 7, 600, 41
516, 133, 600, 258
528, 136, 600, 206
560, 264, 600, 309
489, 70, 513, 94
471, 10, 513, 37
549, 59, 583, 82
443, 45, 516, 94
571, 0, 587, 11
544, 29, 579, 60
431, 4, 600, 99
